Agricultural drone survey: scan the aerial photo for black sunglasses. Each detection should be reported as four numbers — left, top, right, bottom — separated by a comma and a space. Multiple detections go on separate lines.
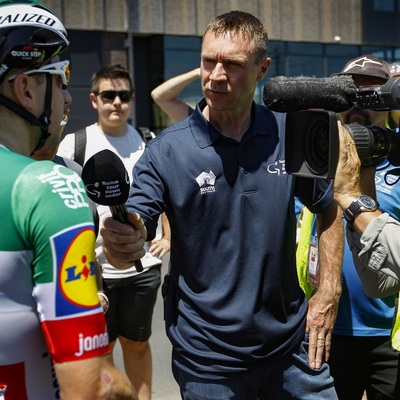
95, 90, 133, 103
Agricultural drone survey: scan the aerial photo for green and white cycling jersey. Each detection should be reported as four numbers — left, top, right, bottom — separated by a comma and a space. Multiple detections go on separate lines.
0, 147, 109, 400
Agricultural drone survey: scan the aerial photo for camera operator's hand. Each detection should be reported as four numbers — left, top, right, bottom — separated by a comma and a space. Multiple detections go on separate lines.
333, 121, 362, 210
334, 122, 382, 234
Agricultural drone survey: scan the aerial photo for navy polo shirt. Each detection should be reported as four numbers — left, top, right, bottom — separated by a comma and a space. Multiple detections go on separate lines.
127, 99, 333, 376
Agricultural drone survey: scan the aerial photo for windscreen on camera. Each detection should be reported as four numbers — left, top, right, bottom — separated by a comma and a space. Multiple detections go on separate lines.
280, 76, 400, 179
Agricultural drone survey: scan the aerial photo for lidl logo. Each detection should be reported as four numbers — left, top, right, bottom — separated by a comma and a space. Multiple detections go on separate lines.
52, 224, 100, 316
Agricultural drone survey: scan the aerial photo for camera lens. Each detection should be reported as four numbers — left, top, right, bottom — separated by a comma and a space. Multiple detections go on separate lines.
285, 109, 339, 179
344, 124, 400, 167
304, 117, 330, 175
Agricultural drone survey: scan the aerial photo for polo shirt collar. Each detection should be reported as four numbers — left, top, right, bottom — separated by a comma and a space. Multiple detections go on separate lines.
189, 98, 265, 148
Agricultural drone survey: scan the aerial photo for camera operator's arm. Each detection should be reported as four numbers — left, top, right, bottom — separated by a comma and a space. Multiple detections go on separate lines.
334, 121, 400, 297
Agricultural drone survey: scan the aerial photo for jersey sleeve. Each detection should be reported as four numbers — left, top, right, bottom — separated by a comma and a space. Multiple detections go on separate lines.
12, 161, 110, 363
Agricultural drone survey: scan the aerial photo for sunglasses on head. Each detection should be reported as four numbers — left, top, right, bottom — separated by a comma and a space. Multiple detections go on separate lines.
95, 90, 133, 103
8, 60, 70, 90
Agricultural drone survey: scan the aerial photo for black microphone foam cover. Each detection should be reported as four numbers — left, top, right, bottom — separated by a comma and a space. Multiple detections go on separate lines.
82, 149, 130, 206
263, 75, 358, 112
82, 149, 144, 272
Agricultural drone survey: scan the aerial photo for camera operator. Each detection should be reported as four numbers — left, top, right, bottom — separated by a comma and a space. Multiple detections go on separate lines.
327, 55, 400, 400
333, 62, 400, 297
334, 124, 400, 297
333, 60, 400, 395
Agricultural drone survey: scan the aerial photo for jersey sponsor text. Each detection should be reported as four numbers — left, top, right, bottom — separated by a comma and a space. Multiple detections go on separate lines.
75, 330, 109, 357
38, 164, 89, 209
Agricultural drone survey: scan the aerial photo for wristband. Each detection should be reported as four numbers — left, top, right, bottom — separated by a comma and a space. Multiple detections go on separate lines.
97, 292, 109, 314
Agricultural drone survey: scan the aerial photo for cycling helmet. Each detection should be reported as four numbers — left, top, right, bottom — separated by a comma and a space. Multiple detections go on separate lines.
0, 0, 69, 84
0, 1, 69, 155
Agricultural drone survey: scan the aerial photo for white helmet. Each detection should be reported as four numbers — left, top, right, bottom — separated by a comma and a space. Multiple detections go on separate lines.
0, 1, 69, 83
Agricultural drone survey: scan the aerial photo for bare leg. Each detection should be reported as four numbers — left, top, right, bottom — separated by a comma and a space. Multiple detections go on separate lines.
119, 336, 152, 400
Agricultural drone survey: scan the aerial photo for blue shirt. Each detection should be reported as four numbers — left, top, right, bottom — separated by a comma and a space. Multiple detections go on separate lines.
127, 100, 333, 375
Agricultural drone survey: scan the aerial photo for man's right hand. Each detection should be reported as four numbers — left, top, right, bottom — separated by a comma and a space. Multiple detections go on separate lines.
101, 212, 147, 270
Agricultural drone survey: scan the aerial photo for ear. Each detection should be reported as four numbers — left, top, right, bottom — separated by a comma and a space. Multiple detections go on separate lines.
257, 57, 271, 81
12, 74, 36, 110
89, 92, 98, 110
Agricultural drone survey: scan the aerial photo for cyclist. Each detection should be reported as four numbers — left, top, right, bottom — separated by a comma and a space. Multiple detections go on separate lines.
0, 1, 136, 398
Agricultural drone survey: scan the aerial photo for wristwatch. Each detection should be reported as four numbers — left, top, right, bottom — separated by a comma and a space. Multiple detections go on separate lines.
343, 194, 378, 224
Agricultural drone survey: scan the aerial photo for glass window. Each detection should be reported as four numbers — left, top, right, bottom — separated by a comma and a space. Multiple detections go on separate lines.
364, 0, 396, 11
373, 0, 395, 11
268, 41, 286, 76
157, 35, 400, 121
287, 55, 324, 76
164, 36, 201, 50
164, 36, 202, 104
153, 36, 202, 130
326, 57, 355, 76
287, 42, 324, 55
360, 46, 392, 59
325, 45, 359, 57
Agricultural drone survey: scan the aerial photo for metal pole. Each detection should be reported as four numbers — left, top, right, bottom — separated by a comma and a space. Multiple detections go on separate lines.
125, 31, 136, 125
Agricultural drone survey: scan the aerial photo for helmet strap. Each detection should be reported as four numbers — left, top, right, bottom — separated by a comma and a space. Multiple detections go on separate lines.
0, 74, 53, 155
29, 73, 53, 155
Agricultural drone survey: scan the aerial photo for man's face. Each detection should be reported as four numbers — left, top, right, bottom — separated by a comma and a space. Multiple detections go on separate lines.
200, 31, 270, 113
339, 76, 388, 128
90, 78, 133, 132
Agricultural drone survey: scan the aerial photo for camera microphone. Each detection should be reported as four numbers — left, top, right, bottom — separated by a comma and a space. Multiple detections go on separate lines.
263, 75, 400, 113
82, 149, 144, 272
263, 75, 358, 112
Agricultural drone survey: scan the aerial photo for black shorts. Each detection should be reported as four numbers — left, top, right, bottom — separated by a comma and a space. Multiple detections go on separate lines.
329, 334, 400, 399
103, 265, 161, 342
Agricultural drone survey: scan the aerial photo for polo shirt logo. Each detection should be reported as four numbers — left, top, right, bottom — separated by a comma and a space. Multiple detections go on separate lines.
267, 160, 286, 175
196, 170, 216, 194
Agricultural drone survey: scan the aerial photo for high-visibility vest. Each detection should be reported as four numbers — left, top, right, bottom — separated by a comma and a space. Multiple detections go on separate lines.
391, 294, 400, 351
296, 206, 315, 299
297, 205, 400, 352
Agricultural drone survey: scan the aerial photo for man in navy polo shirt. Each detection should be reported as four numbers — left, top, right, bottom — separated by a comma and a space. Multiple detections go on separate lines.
101, 10, 342, 399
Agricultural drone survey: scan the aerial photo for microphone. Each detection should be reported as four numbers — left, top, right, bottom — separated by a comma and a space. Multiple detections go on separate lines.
82, 149, 144, 272
263, 75, 400, 113
263, 75, 358, 112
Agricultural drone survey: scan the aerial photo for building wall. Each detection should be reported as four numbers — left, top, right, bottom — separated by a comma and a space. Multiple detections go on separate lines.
40, 0, 399, 133
44, 0, 363, 44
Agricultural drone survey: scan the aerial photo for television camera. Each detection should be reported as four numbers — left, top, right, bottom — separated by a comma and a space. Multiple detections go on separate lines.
263, 76, 400, 179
